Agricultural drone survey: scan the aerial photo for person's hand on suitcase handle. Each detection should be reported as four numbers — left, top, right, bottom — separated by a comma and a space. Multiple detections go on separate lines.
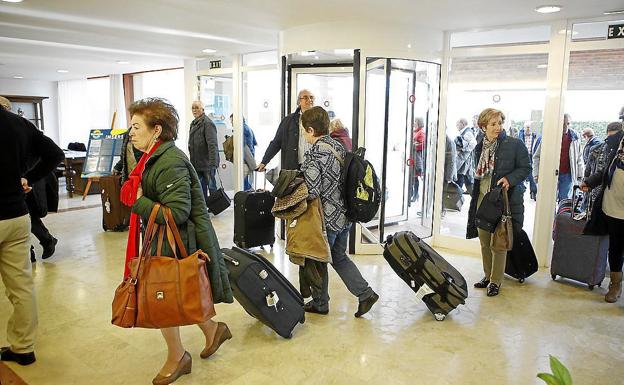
580, 182, 589, 193
256, 163, 266, 172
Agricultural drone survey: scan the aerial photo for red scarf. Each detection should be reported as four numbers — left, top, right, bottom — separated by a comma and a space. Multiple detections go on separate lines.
120, 140, 162, 278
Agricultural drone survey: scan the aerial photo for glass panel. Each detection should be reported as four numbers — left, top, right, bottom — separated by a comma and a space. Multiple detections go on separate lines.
242, 69, 281, 188
450, 25, 550, 48
563, 48, 624, 209
361, 59, 386, 244
360, 59, 441, 244
572, 19, 624, 41
295, 72, 353, 123
243, 51, 278, 67
441, 54, 548, 241
199, 75, 235, 192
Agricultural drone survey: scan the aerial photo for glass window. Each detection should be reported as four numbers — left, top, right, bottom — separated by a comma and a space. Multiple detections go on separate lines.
441, 54, 548, 241
450, 25, 550, 48
572, 19, 624, 41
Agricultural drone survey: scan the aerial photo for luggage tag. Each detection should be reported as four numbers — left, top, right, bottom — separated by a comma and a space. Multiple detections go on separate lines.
415, 282, 435, 300
266, 291, 280, 312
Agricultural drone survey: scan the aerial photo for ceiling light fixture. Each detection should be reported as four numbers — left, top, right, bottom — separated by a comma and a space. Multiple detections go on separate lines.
407, 44, 412, 49
2, 0, 25, 3
201, 48, 217, 54
116, 60, 130, 64
314, 56, 319, 60
57, 69, 69, 73
13, 75, 24, 79
604, 9, 624, 15
537, 64, 548, 69
333, 49, 353, 56
535, 5, 562, 13
300, 50, 317, 57
558, 29, 578, 35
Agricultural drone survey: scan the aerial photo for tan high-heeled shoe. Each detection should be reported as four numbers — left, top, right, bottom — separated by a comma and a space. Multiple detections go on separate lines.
152, 351, 192, 385
200, 322, 232, 359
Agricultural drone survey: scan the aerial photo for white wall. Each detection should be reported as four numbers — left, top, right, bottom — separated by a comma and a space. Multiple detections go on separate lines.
0, 78, 59, 144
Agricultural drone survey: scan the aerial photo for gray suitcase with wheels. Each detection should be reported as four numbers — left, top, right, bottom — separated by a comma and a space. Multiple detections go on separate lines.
551, 186, 608, 290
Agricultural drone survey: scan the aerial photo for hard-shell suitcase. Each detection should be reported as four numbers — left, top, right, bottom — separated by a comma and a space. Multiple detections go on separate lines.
383, 231, 468, 321
442, 181, 464, 211
551, 186, 608, 290
233, 189, 275, 248
100, 175, 130, 231
505, 228, 538, 283
221, 247, 304, 338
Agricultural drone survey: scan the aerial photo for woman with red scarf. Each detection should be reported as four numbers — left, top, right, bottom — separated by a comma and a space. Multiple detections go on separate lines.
121, 98, 233, 385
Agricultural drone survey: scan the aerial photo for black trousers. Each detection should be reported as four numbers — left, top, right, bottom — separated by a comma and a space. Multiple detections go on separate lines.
30, 215, 53, 245
606, 214, 624, 272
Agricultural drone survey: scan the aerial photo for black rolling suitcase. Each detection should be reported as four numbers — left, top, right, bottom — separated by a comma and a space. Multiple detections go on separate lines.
100, 175, 130, 231
221, 247, 304, 338
505, 228, 538, 282
384, 231, 468, 321
233, 187, 275, 248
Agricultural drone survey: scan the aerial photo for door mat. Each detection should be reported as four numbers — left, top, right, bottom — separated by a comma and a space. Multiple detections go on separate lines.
0, 362, 28, 385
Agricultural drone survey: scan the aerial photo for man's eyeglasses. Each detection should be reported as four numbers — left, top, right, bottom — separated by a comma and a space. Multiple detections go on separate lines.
299, 95, 315, 101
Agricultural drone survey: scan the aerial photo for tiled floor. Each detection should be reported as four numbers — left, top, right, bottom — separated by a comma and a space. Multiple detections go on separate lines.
1, 201, 623, 384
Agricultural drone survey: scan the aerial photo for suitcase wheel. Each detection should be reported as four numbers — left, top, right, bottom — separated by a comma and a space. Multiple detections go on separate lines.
588, 285, 595, 291
270, 244, 274, 249
518, 278, 525, 284
299, 314, 305, 324
434, 313, 446, 322
551, 274, 557, 281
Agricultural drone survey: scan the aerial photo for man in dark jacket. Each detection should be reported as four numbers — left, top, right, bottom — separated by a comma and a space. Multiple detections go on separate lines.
188, 101, 220, 202
0, 106, 64, 365
257, 89, 315, 171
518, 121, 541, 200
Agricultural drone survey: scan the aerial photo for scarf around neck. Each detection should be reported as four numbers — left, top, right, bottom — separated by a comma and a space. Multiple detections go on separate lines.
475, 136, 499, 180
120, 140, 162, 278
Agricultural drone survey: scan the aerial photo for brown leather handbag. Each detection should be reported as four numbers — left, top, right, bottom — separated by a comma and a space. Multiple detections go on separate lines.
112, 204, 216, 329
491, 188, 514, 252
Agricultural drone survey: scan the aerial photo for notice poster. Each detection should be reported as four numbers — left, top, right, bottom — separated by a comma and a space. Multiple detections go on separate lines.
81, 128, 128, 177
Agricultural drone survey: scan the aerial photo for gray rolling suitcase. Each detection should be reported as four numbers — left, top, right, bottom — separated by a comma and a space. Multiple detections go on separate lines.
551, 186, 608, 290
383, 231, 468, 321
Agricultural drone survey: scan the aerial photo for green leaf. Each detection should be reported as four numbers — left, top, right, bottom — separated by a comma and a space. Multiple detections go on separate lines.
537, 373, 562, 385
549, 356, 573, 385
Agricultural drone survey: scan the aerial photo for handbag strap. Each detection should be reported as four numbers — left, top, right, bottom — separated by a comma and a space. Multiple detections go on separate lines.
319, 142, 344, 165
130, 204, 161, 283
502, 188, 511, 216
161, 206, 190, 259
215, 167, 225, 189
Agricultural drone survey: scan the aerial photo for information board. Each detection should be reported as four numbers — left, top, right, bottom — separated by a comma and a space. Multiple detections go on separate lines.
81, 128, 128, 177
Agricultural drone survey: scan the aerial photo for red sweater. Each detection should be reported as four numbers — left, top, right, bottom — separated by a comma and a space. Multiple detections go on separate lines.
559, 131, 572, 174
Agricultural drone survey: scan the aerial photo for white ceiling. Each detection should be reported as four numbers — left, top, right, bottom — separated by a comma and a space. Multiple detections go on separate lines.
0, 0, 621, 82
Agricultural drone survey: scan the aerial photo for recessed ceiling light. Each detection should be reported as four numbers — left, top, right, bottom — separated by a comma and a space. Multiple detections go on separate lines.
333, 49, 353, 56
13, 75, 24, 79
604, 9, 624, 15
202, 48, 217, 54
116, 60, 130, 65
2, 0, 25, 3
57, 69, 69, 73
300, 51, 317, 57
535, 5, 562, 13
537, 64, 548, 69
558, 29, 578, 35
407, 44, 412, 49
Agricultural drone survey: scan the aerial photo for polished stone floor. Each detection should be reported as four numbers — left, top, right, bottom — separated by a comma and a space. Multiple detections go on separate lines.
1, 204, 623, 385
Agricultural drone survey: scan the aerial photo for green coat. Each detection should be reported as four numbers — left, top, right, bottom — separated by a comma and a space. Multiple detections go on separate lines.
132, 141, 233, 304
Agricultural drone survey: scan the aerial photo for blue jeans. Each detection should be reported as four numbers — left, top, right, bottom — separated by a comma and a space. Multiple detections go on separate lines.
557, 172, 572, 201
311, 224, 373, 310
198, 168, 218, 202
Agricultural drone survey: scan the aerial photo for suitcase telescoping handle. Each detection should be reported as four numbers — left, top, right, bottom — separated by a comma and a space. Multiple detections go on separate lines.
253, 170, 267, 192
571, 185, 584, 219
221, 251, 240, 266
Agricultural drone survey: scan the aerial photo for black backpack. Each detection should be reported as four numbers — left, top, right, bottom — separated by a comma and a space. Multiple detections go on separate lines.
320, 145, 381, 223
340, 148, 381, 223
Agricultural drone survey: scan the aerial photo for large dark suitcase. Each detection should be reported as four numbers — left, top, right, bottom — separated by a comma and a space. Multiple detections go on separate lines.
442, 181, 464, 211
505, 228, 538, 282
100, 175, 130, 231
233, 190, 275, 248
383, 231, 468, 321
221, 247, 304, 338
551, 187, 608, 290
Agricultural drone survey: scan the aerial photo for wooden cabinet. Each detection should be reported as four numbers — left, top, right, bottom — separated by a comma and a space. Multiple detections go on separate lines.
4, 95, 47, 131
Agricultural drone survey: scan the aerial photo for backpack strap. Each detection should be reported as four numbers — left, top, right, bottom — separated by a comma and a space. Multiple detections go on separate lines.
318, 142, 344, 165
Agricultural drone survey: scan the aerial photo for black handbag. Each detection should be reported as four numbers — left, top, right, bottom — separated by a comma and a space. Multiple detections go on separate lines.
475, 186, 505, 233
443, 181, 464, 211
206, 169, 231, 215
